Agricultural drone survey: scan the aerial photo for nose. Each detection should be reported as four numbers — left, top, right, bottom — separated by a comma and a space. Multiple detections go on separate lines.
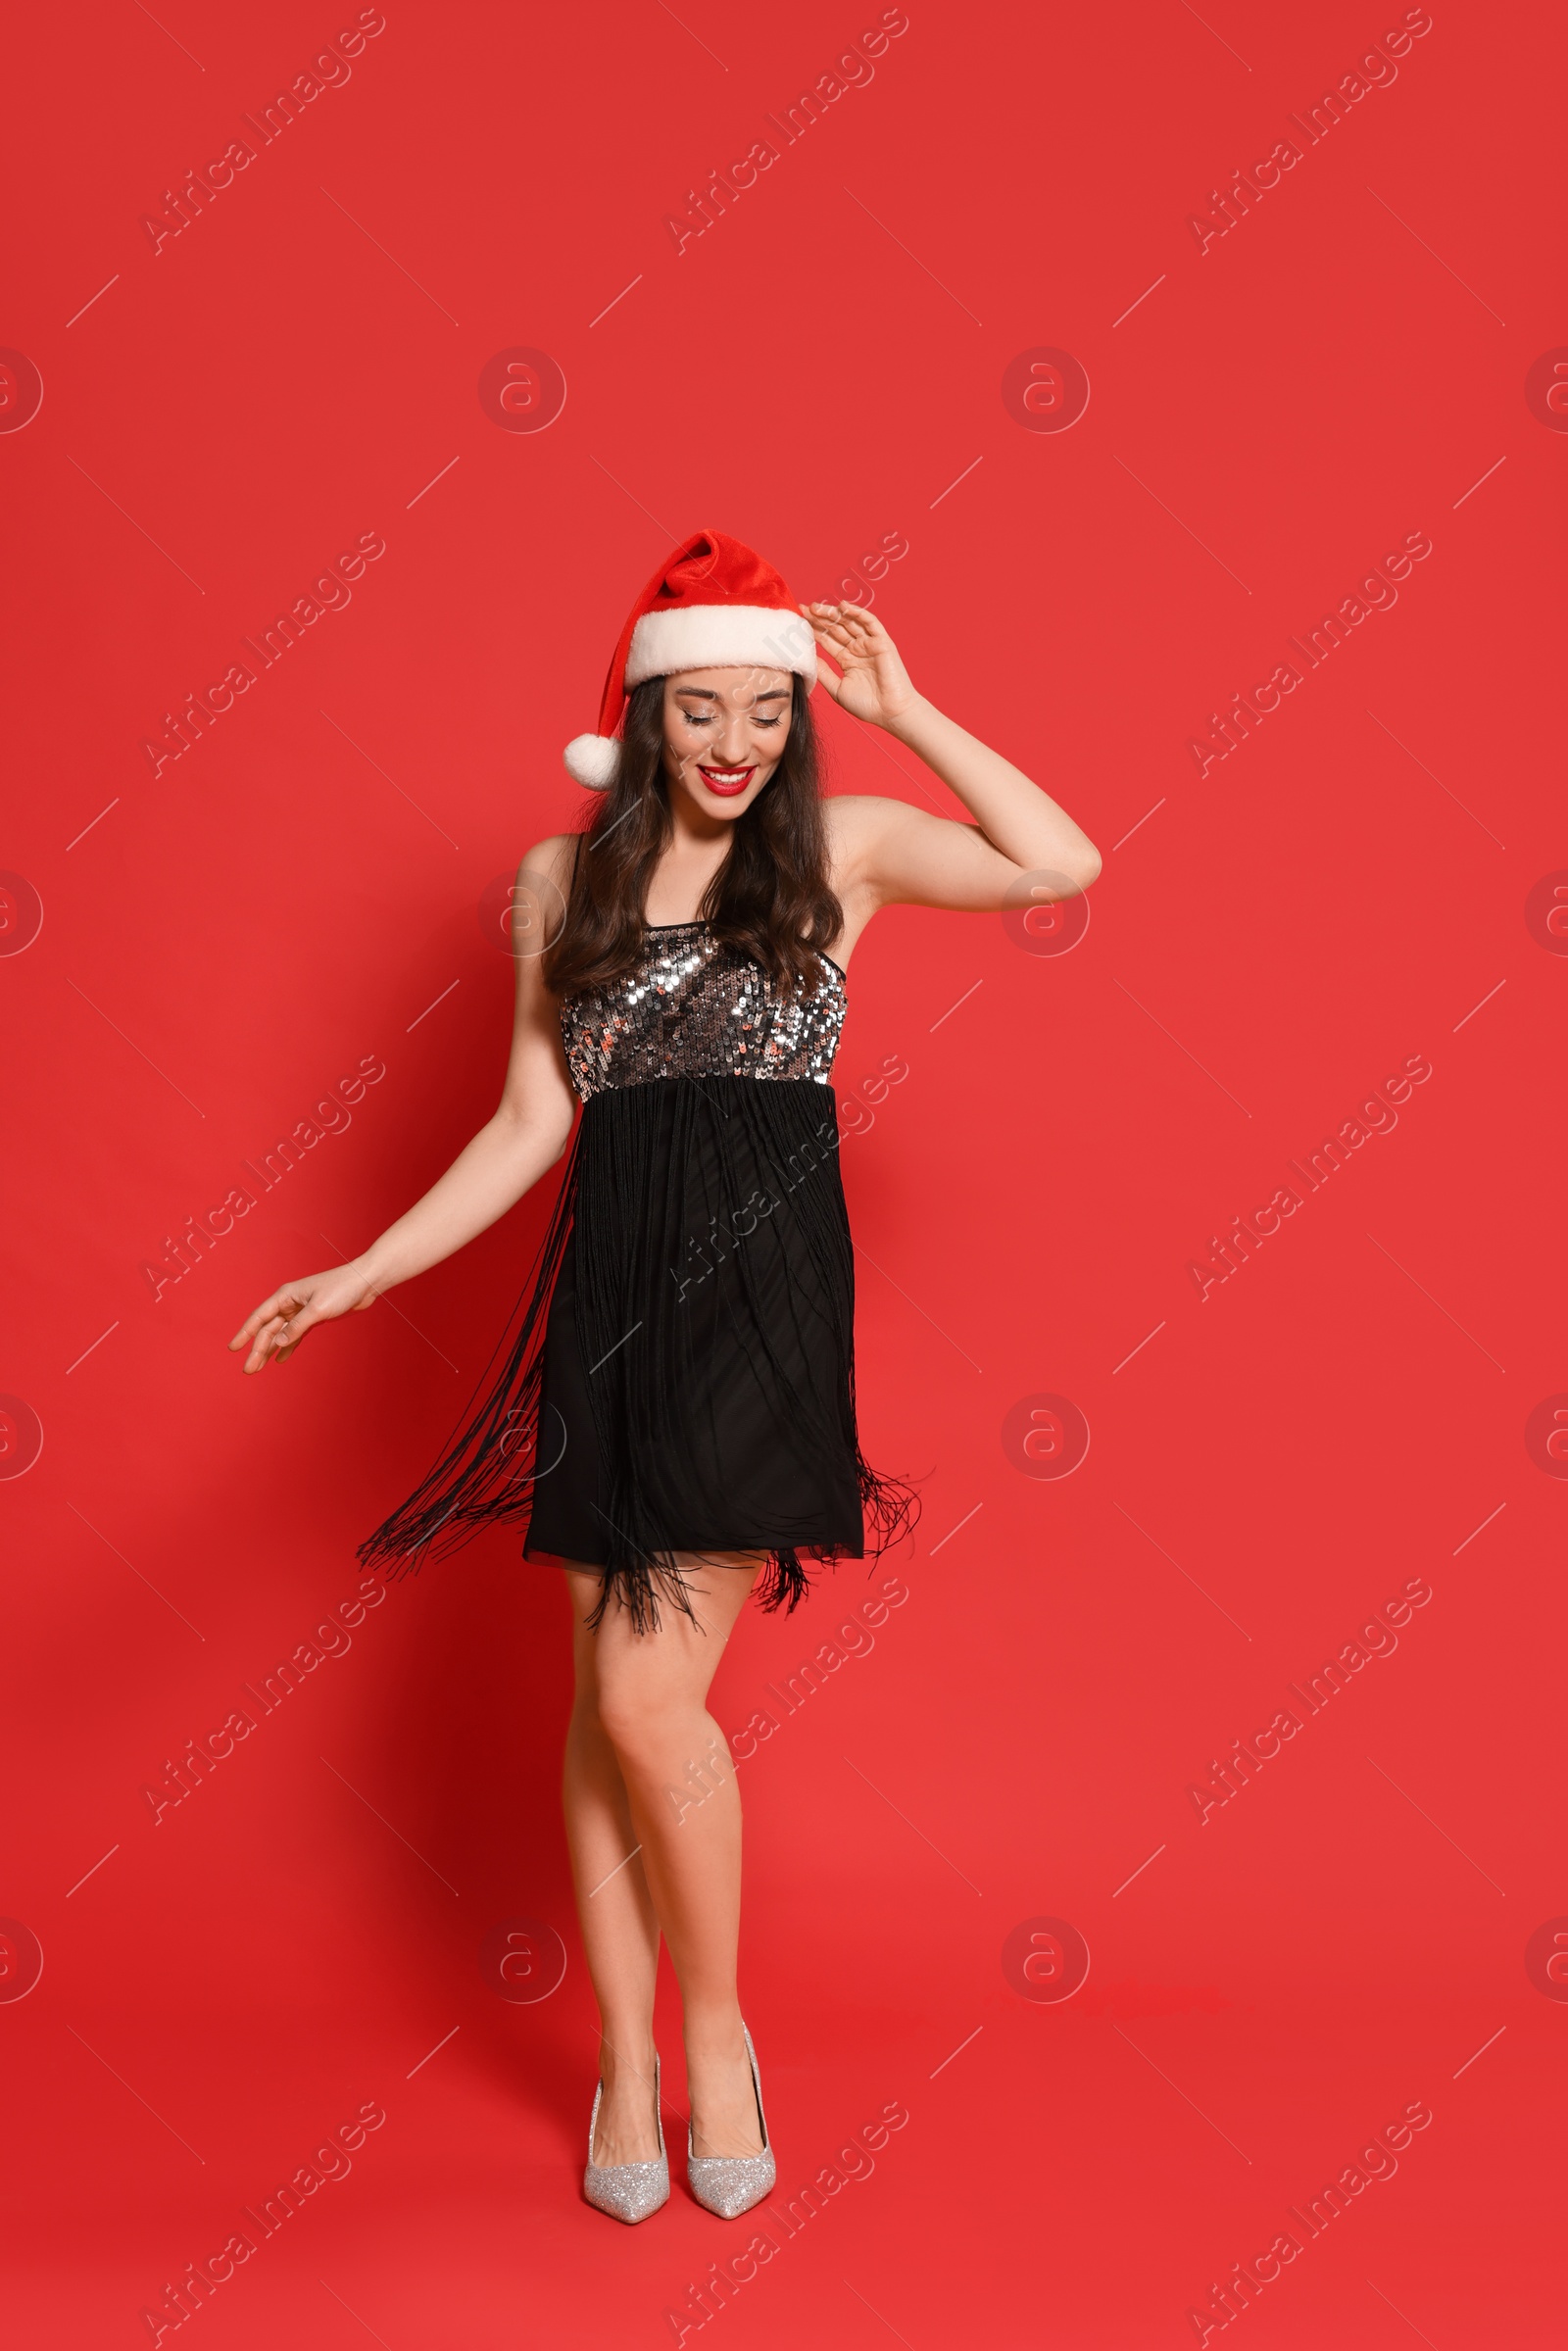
710, 710, 756, 764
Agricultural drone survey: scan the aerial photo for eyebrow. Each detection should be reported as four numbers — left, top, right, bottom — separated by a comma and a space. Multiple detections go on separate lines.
673, 684, 790, 702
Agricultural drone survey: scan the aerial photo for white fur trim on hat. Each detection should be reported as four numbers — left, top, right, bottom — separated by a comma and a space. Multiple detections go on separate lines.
625, 604, 817, 690
564, 733, 620, 790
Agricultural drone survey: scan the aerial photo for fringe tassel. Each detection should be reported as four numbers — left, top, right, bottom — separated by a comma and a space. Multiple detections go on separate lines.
357, 1076, 920, 1633
355, 1133, 582, 1581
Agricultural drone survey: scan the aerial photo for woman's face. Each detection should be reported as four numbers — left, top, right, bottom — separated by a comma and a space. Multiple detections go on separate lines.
661, 666, 794, 821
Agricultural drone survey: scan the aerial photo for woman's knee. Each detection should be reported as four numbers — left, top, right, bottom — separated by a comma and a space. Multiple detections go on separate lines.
596, 1678, 695, 1769
595, 1677, 659, 1759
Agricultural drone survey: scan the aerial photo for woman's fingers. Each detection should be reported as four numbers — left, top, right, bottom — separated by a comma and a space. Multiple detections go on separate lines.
229, 1289, 296, 1349
270, 1306, 318, 1364
804, 599, 881, 642
232, 1283, 314, 1370
257, 1309, 311, 1369
800, 603, 909, 726
805, 612, 858, 658
803, 604, 855, 648
837, 605, 892, 658
244, 1312, 293, 1372
809, 613, 880, 666
231, 1264, 376, 1370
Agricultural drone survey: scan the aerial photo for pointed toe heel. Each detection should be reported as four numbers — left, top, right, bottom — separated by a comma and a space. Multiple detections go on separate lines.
583, 2052, 669, 2224
686, 2023, 776, 2221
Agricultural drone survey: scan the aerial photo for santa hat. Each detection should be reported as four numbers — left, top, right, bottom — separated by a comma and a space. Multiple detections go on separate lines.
564, 527, 817, 789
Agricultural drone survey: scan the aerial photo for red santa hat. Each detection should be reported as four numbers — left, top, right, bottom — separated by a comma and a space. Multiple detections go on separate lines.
564, 527, 817, 789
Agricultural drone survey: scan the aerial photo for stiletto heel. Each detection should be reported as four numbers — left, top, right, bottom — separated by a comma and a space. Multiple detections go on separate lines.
584, 2051, 669, 2223
686, 2022, 776, 2220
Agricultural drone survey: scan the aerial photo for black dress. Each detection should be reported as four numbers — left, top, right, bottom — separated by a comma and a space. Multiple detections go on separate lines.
357, 922, 918, 1628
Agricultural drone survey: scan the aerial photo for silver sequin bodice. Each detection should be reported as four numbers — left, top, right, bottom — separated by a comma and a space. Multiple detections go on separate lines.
560, 922, 847, 1102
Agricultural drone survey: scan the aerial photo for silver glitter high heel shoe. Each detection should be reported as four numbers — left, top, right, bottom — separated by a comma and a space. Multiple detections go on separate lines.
583, 2052, 669, 2224
686, 2022, 776, 2220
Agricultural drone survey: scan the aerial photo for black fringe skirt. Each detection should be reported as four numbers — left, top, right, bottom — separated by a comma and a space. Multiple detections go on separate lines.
356, 1075, 919, 1629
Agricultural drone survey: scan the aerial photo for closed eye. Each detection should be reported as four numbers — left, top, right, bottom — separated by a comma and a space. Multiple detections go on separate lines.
680, 712, 783, 727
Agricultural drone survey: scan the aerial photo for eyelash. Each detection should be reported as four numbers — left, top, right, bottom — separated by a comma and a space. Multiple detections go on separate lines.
680, 711, 783, 727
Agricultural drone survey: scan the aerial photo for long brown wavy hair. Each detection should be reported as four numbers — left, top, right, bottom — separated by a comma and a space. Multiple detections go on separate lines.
542, 673, 843, 1003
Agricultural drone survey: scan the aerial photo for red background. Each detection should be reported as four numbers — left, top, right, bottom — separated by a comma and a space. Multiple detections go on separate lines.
4, 0, 1564, 2342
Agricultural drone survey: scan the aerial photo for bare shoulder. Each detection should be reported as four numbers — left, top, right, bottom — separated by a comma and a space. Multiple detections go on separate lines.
518, 831, 579, 895
521, 832, 582, 911
506, 834, 579, 1003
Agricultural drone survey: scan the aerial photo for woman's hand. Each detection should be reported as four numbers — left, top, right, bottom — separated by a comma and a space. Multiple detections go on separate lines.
805, 601, 1103, 909
800, 601, 922, 733
227, 1261, 380, 1374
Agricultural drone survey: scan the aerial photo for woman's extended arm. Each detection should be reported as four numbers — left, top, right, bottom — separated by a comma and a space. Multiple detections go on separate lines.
228, 840, 579, 1373
802, 600, 1102, 912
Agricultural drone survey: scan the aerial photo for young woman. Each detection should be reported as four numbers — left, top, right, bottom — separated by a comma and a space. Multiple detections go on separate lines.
228, 529, 1101, 2225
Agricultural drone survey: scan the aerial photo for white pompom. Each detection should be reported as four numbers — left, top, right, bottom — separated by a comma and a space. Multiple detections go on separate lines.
563, 733, 620, 790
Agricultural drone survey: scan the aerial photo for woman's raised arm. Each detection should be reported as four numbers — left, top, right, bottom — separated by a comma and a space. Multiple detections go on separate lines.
802, 599, 1102, 913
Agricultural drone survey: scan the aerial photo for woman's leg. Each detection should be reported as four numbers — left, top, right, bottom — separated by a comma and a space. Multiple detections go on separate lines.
560, 1570, 664, 2165
564, 1553, 768, 2162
